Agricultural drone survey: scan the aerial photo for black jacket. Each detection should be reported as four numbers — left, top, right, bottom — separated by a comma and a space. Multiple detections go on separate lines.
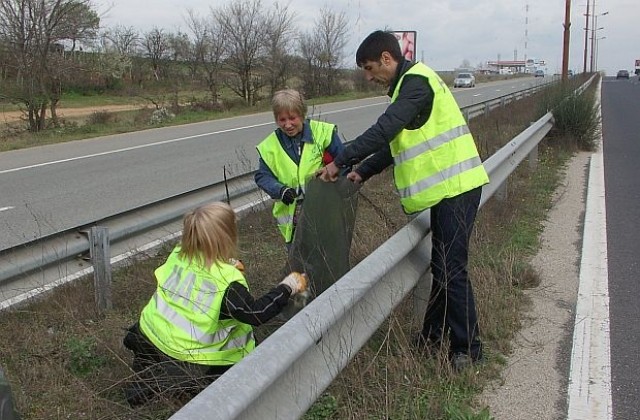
334, 59, 435, 181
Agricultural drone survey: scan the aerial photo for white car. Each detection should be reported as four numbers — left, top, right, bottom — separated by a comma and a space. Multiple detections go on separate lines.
453, 72, 475, 88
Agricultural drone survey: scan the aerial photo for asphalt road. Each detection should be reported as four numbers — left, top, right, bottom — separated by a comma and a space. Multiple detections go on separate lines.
0, 77, 549, 251
601, 75, 640, 420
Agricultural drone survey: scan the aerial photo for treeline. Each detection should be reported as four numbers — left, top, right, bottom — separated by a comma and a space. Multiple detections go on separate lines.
0, 0, 372, 132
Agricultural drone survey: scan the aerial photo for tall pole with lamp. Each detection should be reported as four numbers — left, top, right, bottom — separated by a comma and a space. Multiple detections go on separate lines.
562, 0, 571, 81
583, 0, 590, 73
595, 36, 606, 71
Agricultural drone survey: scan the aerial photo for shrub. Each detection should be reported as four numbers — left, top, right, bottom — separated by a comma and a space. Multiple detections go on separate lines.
538, 80, 600, 151
87, 111, 116, 125
65, 337, 106, 376
150, 107, 175, 125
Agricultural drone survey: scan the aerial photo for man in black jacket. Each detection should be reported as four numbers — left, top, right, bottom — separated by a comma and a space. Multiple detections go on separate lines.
318, 30, 489, 371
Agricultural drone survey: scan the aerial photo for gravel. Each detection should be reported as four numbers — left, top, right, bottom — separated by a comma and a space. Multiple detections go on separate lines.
479, 150, 591, 419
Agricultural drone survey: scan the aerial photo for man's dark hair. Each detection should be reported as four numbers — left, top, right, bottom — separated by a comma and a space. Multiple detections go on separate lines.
355, 30, 403, 67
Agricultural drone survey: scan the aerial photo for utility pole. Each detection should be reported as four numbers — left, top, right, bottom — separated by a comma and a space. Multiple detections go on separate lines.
583, 0, 590, 73
590, 0, 597, 72
561, 0, 571, 81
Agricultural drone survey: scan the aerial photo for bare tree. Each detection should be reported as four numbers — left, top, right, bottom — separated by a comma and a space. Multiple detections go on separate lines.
314, 7, 349, 96
263, 2, 297, 96
299, 32, 321, 97
213, 0, 266, 105
103, 25, 139, 56
298, 7, 349, 98
96, 26, 139, 84
0, 0, 100, 131
141, 27, 169, 81
185, 9, 227, 103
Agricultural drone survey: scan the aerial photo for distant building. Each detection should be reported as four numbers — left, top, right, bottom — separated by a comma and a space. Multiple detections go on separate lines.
486, 58, 546, 74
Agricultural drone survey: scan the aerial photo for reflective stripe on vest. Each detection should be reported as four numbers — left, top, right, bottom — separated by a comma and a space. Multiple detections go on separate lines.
256, 120, 335, 242
390, 62, 489, 213
139, 248, 255, 365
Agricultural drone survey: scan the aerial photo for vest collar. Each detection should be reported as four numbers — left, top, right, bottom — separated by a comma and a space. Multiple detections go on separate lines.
387, 59, 415, 97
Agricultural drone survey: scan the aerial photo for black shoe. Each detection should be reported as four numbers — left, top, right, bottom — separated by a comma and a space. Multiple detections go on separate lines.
451, 352, 484, 372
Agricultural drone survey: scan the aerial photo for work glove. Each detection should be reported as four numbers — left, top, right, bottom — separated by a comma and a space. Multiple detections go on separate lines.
280, 187, 297, 205
229, 258, 245, 272
280, 272, 308, 295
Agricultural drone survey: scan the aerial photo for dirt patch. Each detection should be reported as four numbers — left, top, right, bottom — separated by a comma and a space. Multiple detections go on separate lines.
0, 104, 146, 124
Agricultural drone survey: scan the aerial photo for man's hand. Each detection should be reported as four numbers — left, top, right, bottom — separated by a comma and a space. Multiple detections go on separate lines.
347, 171, 363, 184
316, 161, 340, 182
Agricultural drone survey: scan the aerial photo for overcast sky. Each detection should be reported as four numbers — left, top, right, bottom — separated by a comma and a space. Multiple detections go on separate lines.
97, 0, 636, 77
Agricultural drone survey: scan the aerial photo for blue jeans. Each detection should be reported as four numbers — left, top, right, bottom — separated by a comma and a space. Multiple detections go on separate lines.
421, 186, 483, 359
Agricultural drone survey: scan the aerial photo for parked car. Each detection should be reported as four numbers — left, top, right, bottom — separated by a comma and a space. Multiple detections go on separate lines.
534, 69, 545, 77
616, 69, 629, 79
453, 72, 475, 88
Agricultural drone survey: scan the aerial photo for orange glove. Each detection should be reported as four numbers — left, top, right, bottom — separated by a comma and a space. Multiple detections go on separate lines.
280, 272, 308, 294
229, 258, 245, 272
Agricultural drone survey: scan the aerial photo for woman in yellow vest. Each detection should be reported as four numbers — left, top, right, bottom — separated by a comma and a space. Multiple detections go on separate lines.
123, 202, 307, 406
255, 89, 346, 245
318, 31, 489, 372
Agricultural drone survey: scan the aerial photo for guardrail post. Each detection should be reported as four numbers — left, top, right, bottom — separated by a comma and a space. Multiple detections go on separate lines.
412, 269, 432, 330
500, 97, 506, 108
528, 121, 539, 171
496, 180, 508, 201
484, 103, 491, 116
89, 226, 112, 312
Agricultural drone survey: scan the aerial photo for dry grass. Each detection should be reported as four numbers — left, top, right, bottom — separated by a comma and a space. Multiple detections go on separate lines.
0, 80, 588, 419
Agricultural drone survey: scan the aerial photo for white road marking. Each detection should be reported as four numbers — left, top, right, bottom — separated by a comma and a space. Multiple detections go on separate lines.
0, 102, 386, 176
0, 206, 14, 213
567, 80, 612, 420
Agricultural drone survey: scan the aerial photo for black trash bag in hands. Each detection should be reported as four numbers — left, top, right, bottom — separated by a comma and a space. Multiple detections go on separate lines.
280, 177, 360, 320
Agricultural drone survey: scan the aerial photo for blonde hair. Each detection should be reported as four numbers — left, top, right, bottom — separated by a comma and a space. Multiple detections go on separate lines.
272, 89, 307, 120
178, 202, 237, 267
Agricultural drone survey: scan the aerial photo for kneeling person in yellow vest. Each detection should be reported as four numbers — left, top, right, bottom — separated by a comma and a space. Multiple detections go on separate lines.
123, 202, 307, 406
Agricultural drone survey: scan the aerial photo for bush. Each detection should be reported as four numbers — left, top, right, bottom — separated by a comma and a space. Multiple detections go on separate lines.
150, 107, 175, 125
538, 80, 600, 151
551, 90, 600, 151
86, 110, 116, 125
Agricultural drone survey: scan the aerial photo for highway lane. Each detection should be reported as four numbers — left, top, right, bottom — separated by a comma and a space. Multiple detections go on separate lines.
0, 76, 549, 251
601, 75, 640, 420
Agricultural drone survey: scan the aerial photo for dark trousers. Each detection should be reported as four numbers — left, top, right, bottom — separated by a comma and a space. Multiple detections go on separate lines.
123, 323, 230, 406
421, 187, 483, 359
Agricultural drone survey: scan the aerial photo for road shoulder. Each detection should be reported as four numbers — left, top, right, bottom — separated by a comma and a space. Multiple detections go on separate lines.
479, 150, 590, 419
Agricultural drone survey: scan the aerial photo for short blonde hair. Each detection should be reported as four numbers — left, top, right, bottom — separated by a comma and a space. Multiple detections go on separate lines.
179, 202, 237, 267
272, 89, 307, 120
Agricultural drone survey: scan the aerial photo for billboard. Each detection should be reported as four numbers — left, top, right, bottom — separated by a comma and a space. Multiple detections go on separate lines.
392, 31, 417, 62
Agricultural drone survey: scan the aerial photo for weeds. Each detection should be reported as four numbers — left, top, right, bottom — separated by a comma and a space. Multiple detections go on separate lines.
66, 336, 106, 376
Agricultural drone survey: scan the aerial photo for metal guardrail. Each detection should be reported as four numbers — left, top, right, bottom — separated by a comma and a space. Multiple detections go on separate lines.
464, 85, 539, 121
0, 172, 260, 307
169, 74, 596, 419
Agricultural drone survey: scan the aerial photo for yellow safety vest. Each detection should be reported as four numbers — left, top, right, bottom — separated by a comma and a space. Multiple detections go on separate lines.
256, 120, 335, 242
139, 247, 255, 366
390, 62, 489, 213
